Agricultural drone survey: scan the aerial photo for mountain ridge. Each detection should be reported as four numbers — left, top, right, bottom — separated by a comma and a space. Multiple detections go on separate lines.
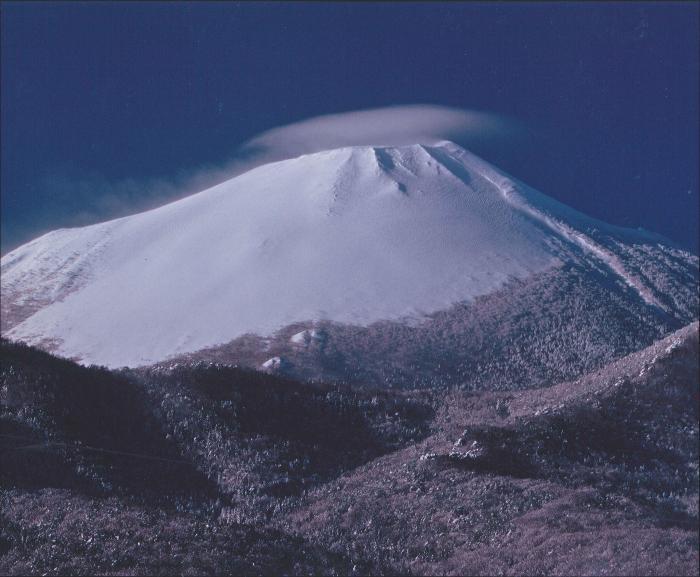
2, 320, 697, 575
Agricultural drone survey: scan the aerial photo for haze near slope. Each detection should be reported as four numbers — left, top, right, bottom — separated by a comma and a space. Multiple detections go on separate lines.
1, 141, 696, 369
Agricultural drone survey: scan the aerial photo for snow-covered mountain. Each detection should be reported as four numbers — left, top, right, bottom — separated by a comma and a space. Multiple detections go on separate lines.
1, 141, 697, 386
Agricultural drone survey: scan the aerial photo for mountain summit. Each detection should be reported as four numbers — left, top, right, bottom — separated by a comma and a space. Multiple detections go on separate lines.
1, 142, 697, 384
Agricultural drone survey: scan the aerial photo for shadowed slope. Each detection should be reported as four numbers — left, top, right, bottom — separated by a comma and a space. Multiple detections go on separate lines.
273, 323, 699, 575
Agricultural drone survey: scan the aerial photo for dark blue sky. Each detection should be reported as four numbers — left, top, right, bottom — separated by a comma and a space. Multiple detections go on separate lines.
2, 1, 698, 253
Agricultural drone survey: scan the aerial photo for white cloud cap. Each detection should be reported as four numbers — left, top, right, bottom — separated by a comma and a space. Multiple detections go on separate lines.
240, 104, 519, 162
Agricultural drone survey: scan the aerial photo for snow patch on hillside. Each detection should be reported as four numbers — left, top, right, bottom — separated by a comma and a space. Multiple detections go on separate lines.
290, 329, 325, 346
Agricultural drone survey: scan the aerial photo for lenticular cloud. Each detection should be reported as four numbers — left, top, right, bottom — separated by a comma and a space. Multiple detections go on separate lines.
237, 105, 519, 164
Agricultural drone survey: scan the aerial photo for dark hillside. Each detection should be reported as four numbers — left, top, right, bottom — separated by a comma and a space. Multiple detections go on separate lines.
0, 338, 433, 574
1, 324, 697, 575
